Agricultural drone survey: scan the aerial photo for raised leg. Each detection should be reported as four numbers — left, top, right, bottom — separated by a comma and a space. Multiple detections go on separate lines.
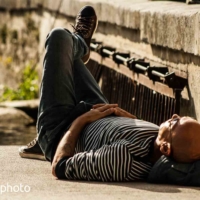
37, 28, 108, 161
73, 59, 108, 105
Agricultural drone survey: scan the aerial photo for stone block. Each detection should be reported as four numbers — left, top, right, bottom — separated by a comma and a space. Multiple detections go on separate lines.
0, 107, 34, 125
0, 100, 39, 120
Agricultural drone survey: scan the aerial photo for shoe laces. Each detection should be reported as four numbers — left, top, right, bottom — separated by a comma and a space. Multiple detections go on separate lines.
72, 15, 94, 38
27, 138, 37, 147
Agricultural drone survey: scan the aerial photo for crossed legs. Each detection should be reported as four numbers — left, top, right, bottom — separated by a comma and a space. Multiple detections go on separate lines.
37, 28, 108, 161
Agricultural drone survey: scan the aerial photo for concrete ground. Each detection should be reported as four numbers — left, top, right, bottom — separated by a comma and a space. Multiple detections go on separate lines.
0, 146, 200, 200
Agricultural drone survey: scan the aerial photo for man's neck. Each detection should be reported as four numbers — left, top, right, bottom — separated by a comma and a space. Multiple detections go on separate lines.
149, 140, 162, 164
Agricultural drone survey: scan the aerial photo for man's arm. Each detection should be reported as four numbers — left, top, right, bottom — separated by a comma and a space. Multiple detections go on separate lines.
63, 142, 133, 181
53, 139, 153, 181
52, 104, 118, 177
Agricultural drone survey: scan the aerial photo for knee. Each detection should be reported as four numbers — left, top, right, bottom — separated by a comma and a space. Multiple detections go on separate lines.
46, 28, 72, 44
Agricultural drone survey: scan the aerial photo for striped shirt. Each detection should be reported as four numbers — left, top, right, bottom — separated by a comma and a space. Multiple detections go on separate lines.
56, 116, 159, 181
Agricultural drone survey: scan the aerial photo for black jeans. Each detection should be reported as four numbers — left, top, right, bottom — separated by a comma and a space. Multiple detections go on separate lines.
37, 28, 108, 161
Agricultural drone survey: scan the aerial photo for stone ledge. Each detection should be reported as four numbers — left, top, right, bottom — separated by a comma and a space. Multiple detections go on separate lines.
0, 0, 200, 56
59, 0, 200, 56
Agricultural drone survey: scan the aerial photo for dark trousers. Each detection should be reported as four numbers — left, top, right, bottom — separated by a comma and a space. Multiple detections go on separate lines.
37, 28, 108, 161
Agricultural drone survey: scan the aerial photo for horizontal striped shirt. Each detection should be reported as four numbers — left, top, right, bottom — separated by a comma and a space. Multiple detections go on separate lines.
58, 116, 159, 181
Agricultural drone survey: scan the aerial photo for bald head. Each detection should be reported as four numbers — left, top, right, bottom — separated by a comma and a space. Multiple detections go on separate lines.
156, 114, 200, 163
172, 117, 200, 162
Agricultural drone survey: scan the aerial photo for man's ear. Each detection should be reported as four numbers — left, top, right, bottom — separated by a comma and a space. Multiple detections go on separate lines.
160, 142, 171, 156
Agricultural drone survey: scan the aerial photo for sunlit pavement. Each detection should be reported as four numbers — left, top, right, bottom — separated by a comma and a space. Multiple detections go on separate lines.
0, 146, 199, 200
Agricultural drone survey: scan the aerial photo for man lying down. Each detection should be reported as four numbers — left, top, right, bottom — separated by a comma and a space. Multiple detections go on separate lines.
19, 5, 200, 186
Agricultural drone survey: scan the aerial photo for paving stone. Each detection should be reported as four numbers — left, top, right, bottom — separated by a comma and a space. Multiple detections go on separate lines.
0, 146, 200, 200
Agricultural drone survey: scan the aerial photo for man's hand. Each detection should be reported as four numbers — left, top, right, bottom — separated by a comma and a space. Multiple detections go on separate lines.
80, 104, 118, 124
93, 104, 137, 119
113, 107, 137, 119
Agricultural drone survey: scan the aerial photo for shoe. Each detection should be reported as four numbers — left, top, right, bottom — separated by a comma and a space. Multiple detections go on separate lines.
19, 138, 46, 161
73, 5, 98, 64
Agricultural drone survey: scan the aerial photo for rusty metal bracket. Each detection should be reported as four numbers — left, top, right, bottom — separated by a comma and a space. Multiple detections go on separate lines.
90, 39, 102, 52
129, 60, 150, 74
165, 72, 188, 90
99, 46, 116, 58
147, 67, 169, 82
112, 52, 130, 65
148, 68, 187, 90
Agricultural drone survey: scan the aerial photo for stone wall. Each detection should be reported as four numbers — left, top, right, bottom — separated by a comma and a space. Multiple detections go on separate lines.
0, 0, 200, 120
0, 9, 40, 89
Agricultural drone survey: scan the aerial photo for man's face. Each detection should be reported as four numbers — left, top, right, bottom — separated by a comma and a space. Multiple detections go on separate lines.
156, 114, 200, 162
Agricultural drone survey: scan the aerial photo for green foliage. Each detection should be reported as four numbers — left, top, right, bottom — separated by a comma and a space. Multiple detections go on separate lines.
24, 14, 37, 32
35, 29, 40, 42
24, 13, 40, 43
10, 30, 18, 43
0, 24, 8, 44
0, 64, 39, 101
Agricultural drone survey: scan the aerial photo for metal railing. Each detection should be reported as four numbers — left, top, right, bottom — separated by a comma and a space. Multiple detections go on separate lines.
86, 40, 187, 125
